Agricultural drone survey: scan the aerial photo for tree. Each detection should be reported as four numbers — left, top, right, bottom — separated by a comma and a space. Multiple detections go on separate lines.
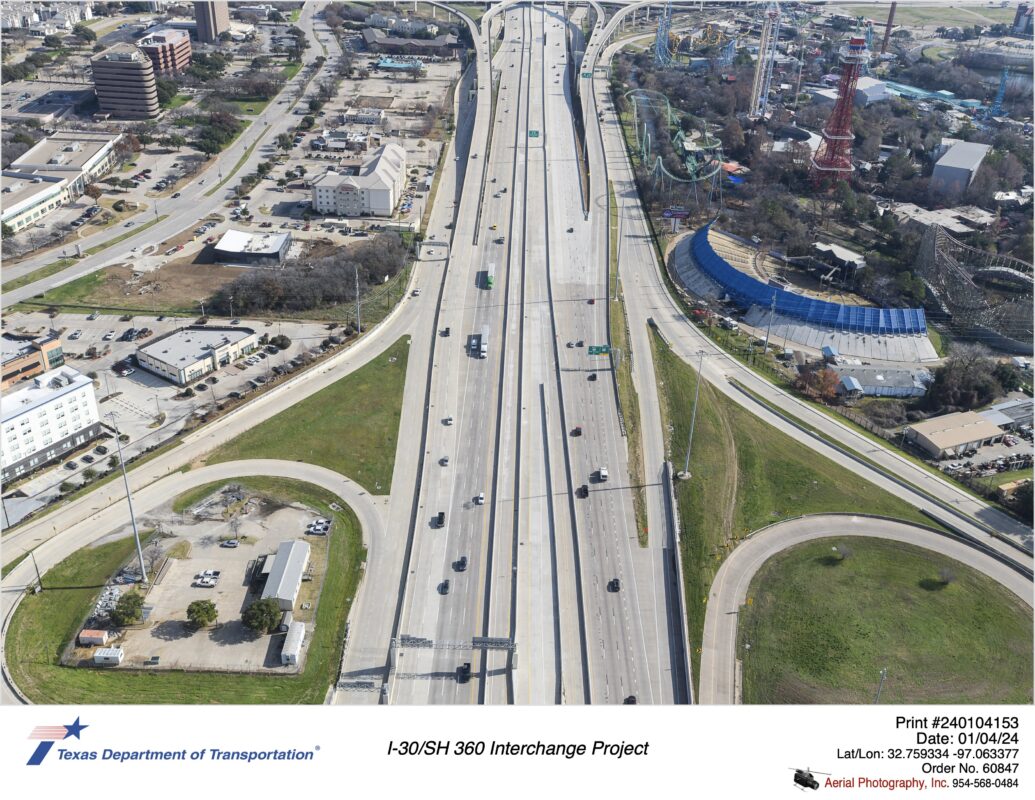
74, 23, 97, 42
110, 591, 145, 626
107, 455, 120, 470
43, 34, 63, 49
156, 76, 178, 107
719, 119, 745, 155
82, 467, 98, 481
143, 540, 164, 574
83, 184, 103, 200
187, 599, 218, 629
59, 481, 75, 493
1013, 482, 1033, 524
242, 598, 282, 633
1, 222, 14, 239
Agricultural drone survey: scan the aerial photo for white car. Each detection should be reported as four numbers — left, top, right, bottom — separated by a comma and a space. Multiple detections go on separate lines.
102, 331, 116, 341
476, 492, 485, 505
68, 330, 82, 340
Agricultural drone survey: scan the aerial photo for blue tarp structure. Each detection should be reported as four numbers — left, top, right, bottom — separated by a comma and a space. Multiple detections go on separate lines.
691, 224, 927, 335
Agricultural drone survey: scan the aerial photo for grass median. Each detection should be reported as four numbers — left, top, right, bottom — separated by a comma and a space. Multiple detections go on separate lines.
207, 336, 410, 494
7, 477, 365, 704
651, 331, 936, 695
739, 537, 1033, 704
609, 180, 647, 546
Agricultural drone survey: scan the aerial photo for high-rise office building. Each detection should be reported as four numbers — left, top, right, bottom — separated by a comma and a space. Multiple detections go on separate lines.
137, 27, 192, 75
193, 0, 230, 44
90, 43, 160, 119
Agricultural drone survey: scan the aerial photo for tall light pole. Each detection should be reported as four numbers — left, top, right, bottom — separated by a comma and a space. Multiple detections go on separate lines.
107, 413, 148, 585
614, 205, 621, 302
354, 263, 361, 333
229, 294, 234, 321
874, 667, 888, 703
199, 298, 206, 318
682, 350, 705, 476
762, 292, 777, 355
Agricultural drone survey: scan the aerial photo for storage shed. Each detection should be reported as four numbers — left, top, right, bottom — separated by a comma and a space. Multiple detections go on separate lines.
261, 540, 310, 611
281, 621, 305, 666
79, 629, 109, 646
93, 647, 124, 666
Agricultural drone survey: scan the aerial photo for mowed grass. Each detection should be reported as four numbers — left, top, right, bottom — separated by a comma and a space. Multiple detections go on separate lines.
651, 333, 936, 694
836, 4, 1018, 25
208, 337, 410, 493
739, 537, 1033, 704
7, 477, 366, 704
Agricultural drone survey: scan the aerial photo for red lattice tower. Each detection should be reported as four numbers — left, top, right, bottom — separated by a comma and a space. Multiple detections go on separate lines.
810, 36, 868, 184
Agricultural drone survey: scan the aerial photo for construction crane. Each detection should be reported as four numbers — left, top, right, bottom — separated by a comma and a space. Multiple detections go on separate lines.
748, 2, 781, 119
985, 67, 1009, 119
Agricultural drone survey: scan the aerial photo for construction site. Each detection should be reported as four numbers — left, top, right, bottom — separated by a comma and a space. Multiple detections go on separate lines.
610, 1, 1033, 363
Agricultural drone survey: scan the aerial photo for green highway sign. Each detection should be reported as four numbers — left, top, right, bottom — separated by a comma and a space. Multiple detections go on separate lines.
588, 345, 611, 355
529, 130, 540, 138
581, 71, 592, 78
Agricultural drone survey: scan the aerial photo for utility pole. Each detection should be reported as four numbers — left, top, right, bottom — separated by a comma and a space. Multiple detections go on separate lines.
108, 413, 148, 585
874, 667, 888, 703
762, 292, 777, 355
354, 263, 361, 333
29, 549, 43, 590
229, 294, 234, 321
682, 350, 705, 476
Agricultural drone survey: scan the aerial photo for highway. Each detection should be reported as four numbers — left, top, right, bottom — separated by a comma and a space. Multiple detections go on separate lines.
698, 514, 1034, 705
1, 1, 335, 306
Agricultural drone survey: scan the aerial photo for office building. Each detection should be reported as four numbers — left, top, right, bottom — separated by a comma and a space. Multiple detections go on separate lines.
193, 0, 230, 43
904, 411, 1004, 459
213, 229, 292, 266
311, 142, 406, 218
137, 326, 259, 386
1, 367, 102, 482
91, 43, 160, 119
137, 27, 192, 75
1, 332, 64, 389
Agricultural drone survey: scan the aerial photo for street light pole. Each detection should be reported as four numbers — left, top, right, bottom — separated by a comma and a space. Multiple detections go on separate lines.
683, 350, 705, 476
614, 206, 621, 302
108, 413, 148, 585
229, 294, 234, 321
29, 549, 43, 590
354, 263, 361, 333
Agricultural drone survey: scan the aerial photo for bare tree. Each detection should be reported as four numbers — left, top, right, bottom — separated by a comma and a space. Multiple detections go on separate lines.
939, 567, 956, 585
144, 540, 165, 575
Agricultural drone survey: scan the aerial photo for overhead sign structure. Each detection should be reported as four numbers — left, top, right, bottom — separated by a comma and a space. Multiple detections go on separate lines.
662, 208, 691, 219
588, 345, 611, 355
472, 637, 516, 651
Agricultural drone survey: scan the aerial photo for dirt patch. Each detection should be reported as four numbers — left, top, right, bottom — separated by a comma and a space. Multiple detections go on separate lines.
356, 95, 395, 108
76, 262, 240, 313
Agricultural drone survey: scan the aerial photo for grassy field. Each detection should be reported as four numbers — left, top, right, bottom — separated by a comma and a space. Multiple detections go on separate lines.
7, 477, 365, 704
739, 537, 1033, 704
208, 337, 410, 494
2, 258, 76, 292
205, 129, 260, 197
447, 2, 490, 24
280, 61, 302, 80
210, 97, 272, 116
651, 332, 937, 693
835, 4, 1018, 26
167, 94, 192, 110
609, 181, 647, 546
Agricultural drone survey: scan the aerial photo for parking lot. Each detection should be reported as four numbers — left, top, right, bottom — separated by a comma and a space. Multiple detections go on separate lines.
78, 485, 331, 672
3, 310, 334, 513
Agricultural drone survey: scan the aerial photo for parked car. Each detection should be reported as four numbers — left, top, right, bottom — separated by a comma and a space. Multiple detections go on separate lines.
68, 330, 82, 340
220, 540, 240, 548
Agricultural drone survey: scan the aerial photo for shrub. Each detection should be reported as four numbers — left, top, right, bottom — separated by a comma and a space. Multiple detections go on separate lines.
242, 598, 281, 633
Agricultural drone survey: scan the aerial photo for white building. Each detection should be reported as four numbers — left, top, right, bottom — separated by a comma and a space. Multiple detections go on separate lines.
931, 142, 992, 200
262, 541, 310, 611
1, 367, 102, 482
2, 131, 122, 234
212, 229, 291, 266
281, 621, 305, 665
1, 1, 91, 31
311, 142, 406, 218
312, 129, 370, 152
342, 106, 386, 126
93, 647, 124, 666
136, 326, 259, 386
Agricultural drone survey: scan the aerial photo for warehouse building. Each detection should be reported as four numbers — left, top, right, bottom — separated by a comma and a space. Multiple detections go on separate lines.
136, 326, 258, 386
834, 366, 931, 398
342, 106, 386, 125
311, 142, 406, 218
91, 43, 161, 119
1, 367, 102, 482
930, 142, 992, 200
810, 76, 888, 107
904, 411, 1005, 459
261, 541, 310, 612
978, 398, 1034, 431
213, 229, 291, 266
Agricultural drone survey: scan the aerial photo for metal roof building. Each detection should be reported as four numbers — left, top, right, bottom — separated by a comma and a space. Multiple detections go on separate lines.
931, 142, 992, 199
833, 366, 932, 398
904, 411, 1005, 459
213, 229, 291, 266
979, 398, 1034, 431
261, 541, 310, 611
281, 621, 305, 666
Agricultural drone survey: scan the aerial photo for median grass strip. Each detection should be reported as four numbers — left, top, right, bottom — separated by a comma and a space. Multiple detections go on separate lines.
650, 331, 936, 696
739, 537, 1033, 704
2, 551, 31, 580
609, 180, 647, 546
2, 258, 76, 292
7, 477, 365, 703
205, 128, 261, 197
207, 337, 410, 494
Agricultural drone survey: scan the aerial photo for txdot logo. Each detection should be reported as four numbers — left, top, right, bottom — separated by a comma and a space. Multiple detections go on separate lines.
27, 717, 88, 766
